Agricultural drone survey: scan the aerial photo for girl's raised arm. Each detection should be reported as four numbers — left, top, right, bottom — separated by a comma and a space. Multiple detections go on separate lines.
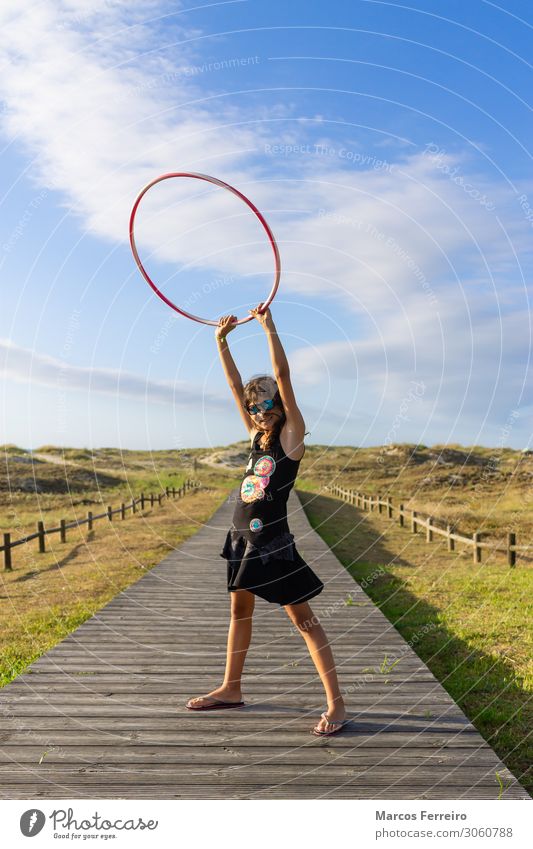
216, 315, 241, 386
248, 304, 306, 456
216, 315, 255, 434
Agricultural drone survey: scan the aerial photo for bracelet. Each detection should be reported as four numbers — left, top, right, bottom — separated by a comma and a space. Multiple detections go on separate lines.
218, 335, 226, 344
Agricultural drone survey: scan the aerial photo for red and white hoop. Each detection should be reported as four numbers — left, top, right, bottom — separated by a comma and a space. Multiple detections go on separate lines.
129, 171, 281, 325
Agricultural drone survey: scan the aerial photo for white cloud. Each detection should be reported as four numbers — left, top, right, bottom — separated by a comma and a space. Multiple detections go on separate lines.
1, 337, 357, 428
0, 337, 227, 409
1, 1, 530, 321
289, 304, 532, 428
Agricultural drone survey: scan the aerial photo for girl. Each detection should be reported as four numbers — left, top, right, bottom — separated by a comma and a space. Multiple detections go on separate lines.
186, 303, 347, 735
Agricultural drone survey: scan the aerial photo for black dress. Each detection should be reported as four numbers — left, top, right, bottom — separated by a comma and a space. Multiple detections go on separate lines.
219, 429, 324, 606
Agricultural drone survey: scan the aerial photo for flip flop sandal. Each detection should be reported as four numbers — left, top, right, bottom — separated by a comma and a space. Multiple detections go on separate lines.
186, 696, 245, 711
311, 711, 348, 736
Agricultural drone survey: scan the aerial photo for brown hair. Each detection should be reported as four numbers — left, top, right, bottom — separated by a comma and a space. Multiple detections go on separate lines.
243, 374, 286, 452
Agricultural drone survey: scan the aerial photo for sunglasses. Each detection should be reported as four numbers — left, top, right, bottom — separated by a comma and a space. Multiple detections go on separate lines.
245, 399, 275, 415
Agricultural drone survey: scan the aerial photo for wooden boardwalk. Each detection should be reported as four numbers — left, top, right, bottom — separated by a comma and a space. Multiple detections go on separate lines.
0, 489, 529, 800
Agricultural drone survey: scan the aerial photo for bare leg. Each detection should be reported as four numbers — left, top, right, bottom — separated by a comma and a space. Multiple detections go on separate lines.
283, 600, 346, 732
186, 589, 255, 708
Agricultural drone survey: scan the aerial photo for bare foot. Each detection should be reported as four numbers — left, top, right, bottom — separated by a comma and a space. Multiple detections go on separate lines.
186, 685, 243, 709
312, 700, 347, 734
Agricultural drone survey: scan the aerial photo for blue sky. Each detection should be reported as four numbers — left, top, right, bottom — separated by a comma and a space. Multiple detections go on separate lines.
1, 0, 531, 450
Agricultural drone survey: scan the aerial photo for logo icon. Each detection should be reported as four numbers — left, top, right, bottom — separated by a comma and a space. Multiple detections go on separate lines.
20, 809, 46, 836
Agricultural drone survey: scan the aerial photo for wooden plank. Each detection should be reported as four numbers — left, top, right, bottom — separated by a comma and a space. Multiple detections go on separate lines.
27, 655, 439, 665
3, 677, 451, 689
0, 746, 503, 766
1, 764, 515, 782
14, 664, 432, 676
0, 714, 479, 730
0, 731, 486, 747
15, 688, 450, 706
0, 785, 526, 800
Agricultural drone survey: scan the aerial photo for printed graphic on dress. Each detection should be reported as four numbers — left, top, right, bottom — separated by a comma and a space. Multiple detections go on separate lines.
249, 517, 263, 532
254, 455, 276, 477
240, 474, 266, 503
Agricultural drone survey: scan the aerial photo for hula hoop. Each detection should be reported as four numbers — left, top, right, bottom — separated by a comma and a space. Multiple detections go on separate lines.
129, 171, 281, 325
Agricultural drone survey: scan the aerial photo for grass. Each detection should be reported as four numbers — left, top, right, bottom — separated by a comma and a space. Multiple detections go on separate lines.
295, 442, 533, 548
297, 488, 532, 797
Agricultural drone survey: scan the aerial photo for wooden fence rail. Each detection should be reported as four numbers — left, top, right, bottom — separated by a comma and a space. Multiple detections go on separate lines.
325, 484, 530, 567
1, 479, 201, 571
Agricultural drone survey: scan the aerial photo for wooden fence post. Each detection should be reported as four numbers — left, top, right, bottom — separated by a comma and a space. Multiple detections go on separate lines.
37, 520, 45, 553
87, 510, 93, 530
507, 532, 516, 567
131, 498, 136, 514
447, 525, 454, 551
446, 525, 455, 551
172, 487, 176, 497
399, 504, 404, 527
378, 495, 382, 514
473, 532, 481, 563
387, 497, 393, 518
121, 503, 125, 520
60, 519, 66, 543
141, 493, 145, 510
427, 517, 433, 543
3, 533, 12, 571
157, 493, 162, 506
150, 493, 154, 507
107, 506, 113, 522
411, 511, 418, 533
